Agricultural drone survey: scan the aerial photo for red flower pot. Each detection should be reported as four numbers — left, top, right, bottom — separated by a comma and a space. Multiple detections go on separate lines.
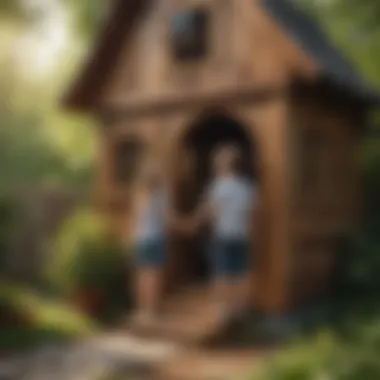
73, 289, 104, 315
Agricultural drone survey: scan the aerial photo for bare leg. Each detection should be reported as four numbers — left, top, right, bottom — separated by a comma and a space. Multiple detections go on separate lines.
232, 273, 252, 315
134, 267, 161, 322
212, 276, 233, 318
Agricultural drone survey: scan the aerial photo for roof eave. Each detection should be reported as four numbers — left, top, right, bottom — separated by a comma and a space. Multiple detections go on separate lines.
62, 0, 145, 113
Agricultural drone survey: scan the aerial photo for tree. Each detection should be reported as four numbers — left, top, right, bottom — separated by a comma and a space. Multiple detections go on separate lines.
63, 0, 109, 39
298, 0, 380, 85
0, 0, 25, 21
0, 0, 95, 189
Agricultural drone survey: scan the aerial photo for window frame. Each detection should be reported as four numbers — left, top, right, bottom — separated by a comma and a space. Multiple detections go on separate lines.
169, 7, 211, 63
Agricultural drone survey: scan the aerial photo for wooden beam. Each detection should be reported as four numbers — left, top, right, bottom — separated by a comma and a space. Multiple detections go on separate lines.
256, 98, 291, 314
100, 85, 287, 118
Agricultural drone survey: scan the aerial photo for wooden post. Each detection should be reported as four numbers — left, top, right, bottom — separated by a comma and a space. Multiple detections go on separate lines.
94, 120, 114, 208
257, 98, 291, 315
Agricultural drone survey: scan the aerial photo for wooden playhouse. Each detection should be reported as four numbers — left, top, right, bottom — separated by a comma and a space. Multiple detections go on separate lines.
64, 0, 379, 336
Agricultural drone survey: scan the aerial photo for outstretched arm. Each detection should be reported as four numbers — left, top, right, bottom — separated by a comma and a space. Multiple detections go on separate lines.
166, 181, 215, 235
166, 199, 213, 235
187, 183, 216, 232
166, 208, 196, 235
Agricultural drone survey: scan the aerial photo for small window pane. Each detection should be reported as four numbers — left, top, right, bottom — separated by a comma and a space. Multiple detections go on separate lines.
170, 9, 210, 61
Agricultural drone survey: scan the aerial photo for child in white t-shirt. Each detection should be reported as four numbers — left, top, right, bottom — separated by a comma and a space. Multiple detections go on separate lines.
193, 144, 258, 317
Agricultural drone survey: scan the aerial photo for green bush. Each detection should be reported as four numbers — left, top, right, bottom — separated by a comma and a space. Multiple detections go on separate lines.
332, 139, 380, 297
44, 208, 131, 320
255, 318, 380, 380
332, 234, 380, 303
362, 138, 380, 235
342, 234, 380, 295
0, 283, 97, 351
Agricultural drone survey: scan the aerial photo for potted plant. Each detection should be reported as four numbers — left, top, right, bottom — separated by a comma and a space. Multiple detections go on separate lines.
45, 208, 130, 319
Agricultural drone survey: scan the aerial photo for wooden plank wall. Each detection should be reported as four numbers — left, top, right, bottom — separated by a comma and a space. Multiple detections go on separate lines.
287, 94, 361, 307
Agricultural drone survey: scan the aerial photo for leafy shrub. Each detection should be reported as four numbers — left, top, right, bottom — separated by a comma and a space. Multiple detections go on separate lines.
255, 318, 380, 380
0, 283, 97, 351
333, 231, 380, 300
361, 138, 380, 235
342, 234, 380, 295
44, 208, 131, 320
332, 138, 380, 297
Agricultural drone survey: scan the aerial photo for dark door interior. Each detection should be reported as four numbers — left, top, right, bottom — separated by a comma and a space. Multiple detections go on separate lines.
175, 115, 255, 286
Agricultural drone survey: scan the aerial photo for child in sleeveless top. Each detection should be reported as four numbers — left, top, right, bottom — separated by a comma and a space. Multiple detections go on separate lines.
130, 162, 167, 325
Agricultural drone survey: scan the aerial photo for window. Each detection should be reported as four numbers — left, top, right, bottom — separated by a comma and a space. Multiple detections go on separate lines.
114, 140, 142, 185
170, 8, 210, 62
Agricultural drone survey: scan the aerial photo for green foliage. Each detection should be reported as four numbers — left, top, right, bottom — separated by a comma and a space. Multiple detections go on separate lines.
0, 0, 96, 190
255, 319, 380, 380
64, 0, 109, 39
45, 209, 131, 320
298, 0, 380, 85
0, 282, 97, 351
0, 0, 28, 24
46, 209, 122, 293
0, 194, 17, 276
361, 138, 380, 232
332, 137, 380, 296
339, 235, 380, 295
256, 333, 338, 379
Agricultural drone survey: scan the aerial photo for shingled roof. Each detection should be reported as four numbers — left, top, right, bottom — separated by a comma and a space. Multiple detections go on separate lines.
64, 0, 380, 111
262, 0, 380, 105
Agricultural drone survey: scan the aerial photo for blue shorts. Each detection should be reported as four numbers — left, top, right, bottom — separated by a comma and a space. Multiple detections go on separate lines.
135, 239, 165, 269
211, 238, 250, 277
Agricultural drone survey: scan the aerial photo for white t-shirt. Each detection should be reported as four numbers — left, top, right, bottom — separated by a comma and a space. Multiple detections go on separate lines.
206, 175, 257, 240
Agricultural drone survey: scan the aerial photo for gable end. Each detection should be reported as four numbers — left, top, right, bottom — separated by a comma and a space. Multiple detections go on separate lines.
63, 0, 380, 113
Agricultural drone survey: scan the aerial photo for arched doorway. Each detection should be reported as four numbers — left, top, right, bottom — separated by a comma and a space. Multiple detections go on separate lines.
169, 112, 258, 290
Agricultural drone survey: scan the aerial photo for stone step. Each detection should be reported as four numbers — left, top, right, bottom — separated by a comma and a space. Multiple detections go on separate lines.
129, 286, 230, 345
162, 286, 211, 314
130, 311, 229, 345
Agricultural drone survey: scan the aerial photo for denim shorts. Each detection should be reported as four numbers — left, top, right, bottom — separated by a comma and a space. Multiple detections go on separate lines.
135, 238, 165, 269
211, 238, 250, 277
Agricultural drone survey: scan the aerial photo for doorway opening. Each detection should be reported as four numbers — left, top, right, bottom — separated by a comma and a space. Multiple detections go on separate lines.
173, 113, 257, 287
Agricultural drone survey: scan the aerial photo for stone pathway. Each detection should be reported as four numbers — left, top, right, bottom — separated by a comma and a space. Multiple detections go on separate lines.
0, 333, 185, 380
0, 331, 268, 380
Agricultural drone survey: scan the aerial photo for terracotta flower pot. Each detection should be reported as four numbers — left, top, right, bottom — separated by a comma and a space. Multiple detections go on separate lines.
74, 288, 104, 315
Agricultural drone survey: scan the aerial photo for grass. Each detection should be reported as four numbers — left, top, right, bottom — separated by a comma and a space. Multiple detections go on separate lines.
0, 281, 98, 352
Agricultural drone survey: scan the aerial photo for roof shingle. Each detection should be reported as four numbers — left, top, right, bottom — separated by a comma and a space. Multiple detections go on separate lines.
262, 0, 380, 105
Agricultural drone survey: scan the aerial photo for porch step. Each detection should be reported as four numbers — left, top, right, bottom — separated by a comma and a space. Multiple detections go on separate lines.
156, 349, 266, 380
129, 286, 230, 345
163, 286, 212, 314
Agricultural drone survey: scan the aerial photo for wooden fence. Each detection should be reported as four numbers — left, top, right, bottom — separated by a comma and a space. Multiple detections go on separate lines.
4, 187, 86, 281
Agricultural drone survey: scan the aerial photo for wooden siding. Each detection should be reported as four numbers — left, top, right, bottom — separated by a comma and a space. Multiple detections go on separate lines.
287, 90, 361, 306
100, 0, 317, 110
